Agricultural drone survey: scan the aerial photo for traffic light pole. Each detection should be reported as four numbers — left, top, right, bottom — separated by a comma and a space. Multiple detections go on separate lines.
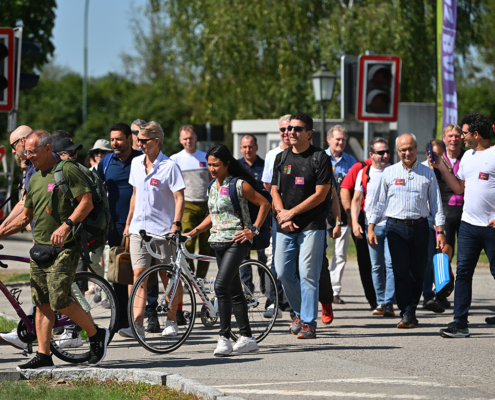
320, 102, 326, 150
82, 0, 89, 124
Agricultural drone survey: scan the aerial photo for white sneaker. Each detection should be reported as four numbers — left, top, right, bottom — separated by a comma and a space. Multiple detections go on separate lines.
213, 335, 233, 357
55, 328, 83, 348
118, 323, 145, 340
162, 320, 179, 336
233, 336, 259, 353
0, 328, 28, 350
263, 304, 282, 319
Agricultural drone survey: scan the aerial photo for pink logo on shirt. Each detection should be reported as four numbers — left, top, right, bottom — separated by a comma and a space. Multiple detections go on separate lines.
199, 162, 206, 167
150, 178, 160, 187
295, 177, 304, 185
47, 183, 55, 192
220, 187, 229, 196
395, 179, 405, 186
479, 172, 489, 181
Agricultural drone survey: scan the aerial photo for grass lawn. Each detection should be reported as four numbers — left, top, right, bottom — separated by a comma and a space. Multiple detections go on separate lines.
0, 378, 203, 400
0, 272, 30, 283
0, 315, 18, 333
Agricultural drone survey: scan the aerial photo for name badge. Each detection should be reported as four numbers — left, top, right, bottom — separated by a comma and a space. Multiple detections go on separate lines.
199, 162, 206, 168
479, 172, 489, 181
295, 177, 304, 185
47, 183, 55, 192
395, 179, 405, 186
220, 187, 229, 196
150, 178, 160, 187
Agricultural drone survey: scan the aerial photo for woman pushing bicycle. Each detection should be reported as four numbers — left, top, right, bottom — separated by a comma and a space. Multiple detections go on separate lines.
183, 145, 270, 356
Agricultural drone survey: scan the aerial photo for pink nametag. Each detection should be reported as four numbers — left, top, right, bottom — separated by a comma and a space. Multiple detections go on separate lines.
47, 183, 55, 192
150, 178, 160, 187
199, 161, 206, 167
220, 187, 229, 196
479, 172, 489, 181
395, 179, 405, 186
295, 177, 304, 185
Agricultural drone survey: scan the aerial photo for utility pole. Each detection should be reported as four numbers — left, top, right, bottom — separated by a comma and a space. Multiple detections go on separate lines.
82, 0, 89, 124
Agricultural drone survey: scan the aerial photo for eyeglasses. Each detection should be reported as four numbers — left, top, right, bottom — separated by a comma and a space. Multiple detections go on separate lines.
23, 145, 47, 157
372, 150, 390, 156
461, 130, 472, 137
287, 126, 307, 133
10, 138, 21, 150
398, 146, 417, 153
137, 137, 158, 144
279, 127, 287, 133
93, 151, 110, 156
59, 150, 77, 157
131, 130, 139, 135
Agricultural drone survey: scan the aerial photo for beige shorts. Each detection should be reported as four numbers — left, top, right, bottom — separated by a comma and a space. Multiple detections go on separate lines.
129, 233, 175, 270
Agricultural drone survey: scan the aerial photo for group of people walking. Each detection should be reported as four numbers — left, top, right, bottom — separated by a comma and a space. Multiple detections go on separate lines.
1, 110, 495, 371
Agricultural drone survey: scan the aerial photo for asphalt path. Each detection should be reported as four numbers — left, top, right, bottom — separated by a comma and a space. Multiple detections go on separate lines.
1, 233, 495, 399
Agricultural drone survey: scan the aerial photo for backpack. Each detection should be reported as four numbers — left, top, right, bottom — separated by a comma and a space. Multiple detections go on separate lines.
360, 164, 372, 197
276, 148, 334, 220
208, 178, 272, 250
53, 159, 113, 263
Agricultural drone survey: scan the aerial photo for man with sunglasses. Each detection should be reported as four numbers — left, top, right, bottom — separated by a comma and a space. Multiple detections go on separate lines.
131, 119, 147, 151
432, 112, 495, 337
53, 138, 82, 161
368, 133, 445, 329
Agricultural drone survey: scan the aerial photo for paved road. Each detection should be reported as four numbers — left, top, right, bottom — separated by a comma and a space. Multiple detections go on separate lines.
1, 235, 495, 399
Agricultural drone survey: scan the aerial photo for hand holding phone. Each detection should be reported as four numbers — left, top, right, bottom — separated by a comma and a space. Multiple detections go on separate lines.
428, 142, 434, 163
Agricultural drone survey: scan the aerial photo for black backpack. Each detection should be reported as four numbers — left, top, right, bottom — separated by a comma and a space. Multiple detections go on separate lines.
276, 148, 334, 219
208, 178, 272, 250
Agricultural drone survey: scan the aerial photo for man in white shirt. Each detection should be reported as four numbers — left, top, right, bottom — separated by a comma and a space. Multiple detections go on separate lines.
170, 125, 211, 278
351, 138, 395, 317
433, 112, 495, 338
120, 121, 185, 339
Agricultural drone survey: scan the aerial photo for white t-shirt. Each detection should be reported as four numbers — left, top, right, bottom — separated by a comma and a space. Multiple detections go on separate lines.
262, 146, 284, 185
170, 149, 209, 202
355, 166, 388, 226
129, 152, 186, 236
456, 146, 495, 226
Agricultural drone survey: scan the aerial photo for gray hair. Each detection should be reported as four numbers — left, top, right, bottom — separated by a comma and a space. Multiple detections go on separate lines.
327, 125, 348, 139
139, 121, 164, 147
26, 129, 53, 148
395, 133, 417, 148
368, 137, 389, 154
131, 119, 147, 128
279, 114, 291, 125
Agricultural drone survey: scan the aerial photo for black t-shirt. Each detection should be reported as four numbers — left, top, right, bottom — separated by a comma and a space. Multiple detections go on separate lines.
272, 145, 334, 233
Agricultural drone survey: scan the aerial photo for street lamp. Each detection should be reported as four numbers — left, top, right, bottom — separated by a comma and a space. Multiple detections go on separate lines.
312, 61, 336, 149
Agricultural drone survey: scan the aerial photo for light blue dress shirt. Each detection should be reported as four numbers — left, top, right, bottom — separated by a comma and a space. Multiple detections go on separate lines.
325, 149, 357, 177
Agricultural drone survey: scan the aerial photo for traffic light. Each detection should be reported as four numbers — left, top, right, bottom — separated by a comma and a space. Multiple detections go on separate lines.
0, 28, 14, 112
356, 55, 401, 122
340, 55, 358, 119
19, 41, 41, 90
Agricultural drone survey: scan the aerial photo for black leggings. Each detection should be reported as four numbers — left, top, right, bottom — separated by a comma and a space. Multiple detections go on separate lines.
214, 241, 252, 339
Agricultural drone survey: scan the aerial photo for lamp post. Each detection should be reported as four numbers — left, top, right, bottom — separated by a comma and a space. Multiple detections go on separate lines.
83, 0, 89, 124
311, 61, 336, 150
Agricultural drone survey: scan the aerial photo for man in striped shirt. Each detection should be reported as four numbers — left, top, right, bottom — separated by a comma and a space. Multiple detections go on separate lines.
367, 133, 446, 328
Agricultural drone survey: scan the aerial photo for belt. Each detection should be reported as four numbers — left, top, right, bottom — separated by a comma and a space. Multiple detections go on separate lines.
388, 217, 426, 226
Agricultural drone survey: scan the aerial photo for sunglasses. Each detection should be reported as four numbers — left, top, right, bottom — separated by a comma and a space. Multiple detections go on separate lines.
10, 138, 21, 150
287, 126, 307, 133
279, 127, 288, 133
373, 150, 390, 156
59, 150, 77, 157
137, 137, 158, 144
23, 145, 47, 157
93, 151, 110, 156
131, 130, 139, 135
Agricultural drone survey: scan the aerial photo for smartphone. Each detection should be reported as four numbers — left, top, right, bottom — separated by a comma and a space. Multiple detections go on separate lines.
428, 142, 434, 162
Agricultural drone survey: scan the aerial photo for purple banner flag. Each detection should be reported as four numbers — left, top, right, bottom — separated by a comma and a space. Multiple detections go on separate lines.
436, 0, 457, 136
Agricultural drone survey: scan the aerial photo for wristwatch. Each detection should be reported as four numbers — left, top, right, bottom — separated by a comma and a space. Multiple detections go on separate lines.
250, 225, 260, 236
437, 230, 446, 235
172, 221, 182, 230
335, 221, 344, 226
65, 219, 73, 227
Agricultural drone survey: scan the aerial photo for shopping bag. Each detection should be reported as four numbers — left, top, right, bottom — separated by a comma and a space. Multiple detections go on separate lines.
433, 249, 454, 296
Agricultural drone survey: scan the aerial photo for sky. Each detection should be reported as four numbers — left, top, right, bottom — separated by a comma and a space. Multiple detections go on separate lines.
51, 0, 147, 77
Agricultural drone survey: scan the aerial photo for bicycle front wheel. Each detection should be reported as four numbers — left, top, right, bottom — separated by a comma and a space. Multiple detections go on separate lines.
51, 272, 119, 363
230, 259, 279, 343
128, 264, 196, 354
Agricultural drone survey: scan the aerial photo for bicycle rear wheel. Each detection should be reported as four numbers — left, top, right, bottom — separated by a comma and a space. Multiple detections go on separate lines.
128, 264, 196, 354
50, 272, 118, 364
230, 259, 279, 343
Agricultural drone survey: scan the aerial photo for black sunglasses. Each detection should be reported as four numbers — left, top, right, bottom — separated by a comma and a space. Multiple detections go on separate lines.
279, 127, 287, 133
10, 138, 21, 150
131, 130, 139, 135
373, 150, 390, 156
287, 125, 307, 133
59, 150, 77, 157
137, 137, 158, 144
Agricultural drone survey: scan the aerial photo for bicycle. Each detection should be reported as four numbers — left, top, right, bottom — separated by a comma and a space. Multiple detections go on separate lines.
0, 244, 119, 363
128, 230, 279, 354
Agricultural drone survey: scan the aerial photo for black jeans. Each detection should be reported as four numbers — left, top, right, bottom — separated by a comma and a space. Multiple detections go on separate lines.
213, 241, 252, 339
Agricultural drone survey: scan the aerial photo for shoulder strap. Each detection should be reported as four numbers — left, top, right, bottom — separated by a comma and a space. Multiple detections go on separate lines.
207, 179, 215, 195
228, 177, 245, 228
360, 161, 367, 168
276, 148, 291, 193
102, 153, 113, 177
361, 164, 372, 196
54, 159, 76, 207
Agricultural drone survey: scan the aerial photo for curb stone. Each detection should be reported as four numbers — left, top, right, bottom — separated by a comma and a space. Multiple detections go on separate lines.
10, 368, 245, 400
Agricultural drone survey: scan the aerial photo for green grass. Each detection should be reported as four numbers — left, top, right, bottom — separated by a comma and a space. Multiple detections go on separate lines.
0, 315, 18, 332
0, 272, 30, 283
0, 378, 203, 400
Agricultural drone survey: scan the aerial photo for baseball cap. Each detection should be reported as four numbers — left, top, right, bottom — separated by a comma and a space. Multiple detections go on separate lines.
53, 138, 83, 153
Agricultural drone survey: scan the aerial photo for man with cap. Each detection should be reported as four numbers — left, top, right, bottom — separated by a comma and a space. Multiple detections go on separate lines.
53, 138, 83, 161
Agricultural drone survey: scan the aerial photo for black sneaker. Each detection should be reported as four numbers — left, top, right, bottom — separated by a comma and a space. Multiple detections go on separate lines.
425, 298, 445, 313
440, 321, 470, 338
486, 316, 495, 325
440, 296, 451, 309
88, 327, 110, 366
397, 314, 418, 329
176, 309, 187, 326
16, 352, 55, 370
146, 314, 161, 333
297, 324, 316, 339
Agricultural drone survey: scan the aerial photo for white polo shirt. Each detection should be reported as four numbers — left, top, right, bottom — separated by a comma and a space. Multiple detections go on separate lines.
261, 146, 284, 185
129, 152, 185, 236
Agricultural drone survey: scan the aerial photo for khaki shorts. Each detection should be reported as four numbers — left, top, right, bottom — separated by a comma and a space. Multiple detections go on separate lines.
30, 246, 80, 310
129, 234, 175, 270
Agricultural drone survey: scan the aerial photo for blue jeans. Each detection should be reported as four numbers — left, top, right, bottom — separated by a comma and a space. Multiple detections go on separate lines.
454, 221, 495, 326
367, 224, 395, 305
386, 219, 429, 317
275, 229, 325, 330
269, 217, 285, 307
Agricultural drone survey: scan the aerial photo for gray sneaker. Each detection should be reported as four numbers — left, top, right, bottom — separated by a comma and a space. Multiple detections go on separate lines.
289, 317, 302, 335
440, 321, 470, 338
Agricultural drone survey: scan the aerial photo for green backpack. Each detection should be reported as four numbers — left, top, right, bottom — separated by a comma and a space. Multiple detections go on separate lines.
53, 159, 112, 263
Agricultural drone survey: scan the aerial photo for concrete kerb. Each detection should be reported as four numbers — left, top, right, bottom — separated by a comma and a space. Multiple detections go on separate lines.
2, 368, 245, 400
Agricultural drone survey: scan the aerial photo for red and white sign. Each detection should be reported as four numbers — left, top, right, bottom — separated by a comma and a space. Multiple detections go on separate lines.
0, 146, 5, 162
0, 28, 14, 112
356, 55, 401, 122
